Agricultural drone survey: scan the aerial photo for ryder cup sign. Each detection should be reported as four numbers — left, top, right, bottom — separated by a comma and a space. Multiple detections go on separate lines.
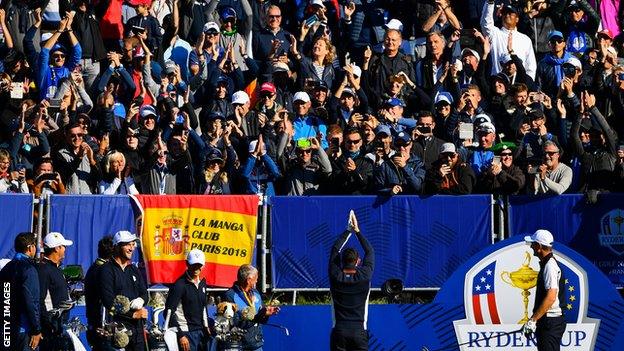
453, 241, 599, 350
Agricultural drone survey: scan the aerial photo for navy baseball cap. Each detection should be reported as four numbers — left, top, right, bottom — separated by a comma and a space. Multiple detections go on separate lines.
384, 97, 406, 108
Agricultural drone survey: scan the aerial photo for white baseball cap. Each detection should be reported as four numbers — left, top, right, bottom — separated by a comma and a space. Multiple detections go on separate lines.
524, 229, 554, 247
385, 19, 403, 31
293, 91, 311, 103
564, 56, 582, 70
231, 91, 250, 105
439, 143, 457, 154
203, 21, 220, 33
351, 64, 362, 78
311, 0, 325, 8
44, 232, 73, 248
187, 249, 206, 265
113, 230, 138, 245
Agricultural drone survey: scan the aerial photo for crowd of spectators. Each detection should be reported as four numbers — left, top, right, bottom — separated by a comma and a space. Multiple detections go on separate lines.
1, 0, 623, 199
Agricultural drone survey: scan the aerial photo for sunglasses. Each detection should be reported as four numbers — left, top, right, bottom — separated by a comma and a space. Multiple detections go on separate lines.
296, 149, 312, 154
549, 38, 564, 44
345, 139, 361, 144
69, 133, 84, 138
544, 151, 559, 156
441, 152, 457, 158
501, 152, 513, 157
53, 53, 66, 59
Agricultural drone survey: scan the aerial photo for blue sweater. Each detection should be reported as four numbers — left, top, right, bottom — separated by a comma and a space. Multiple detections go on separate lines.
38, 43, 82, 100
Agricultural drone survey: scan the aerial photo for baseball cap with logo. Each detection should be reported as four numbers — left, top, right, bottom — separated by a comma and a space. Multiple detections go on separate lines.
113, 230, 138, 245
293, 91, 311, 103
187, 248, 206, 265
524, 229, 554, 247
260, 82, 277, 95
231, 91, 250, 105
203, 21, 220, 34
44, 232, 73, 248
439, 142, 456, 154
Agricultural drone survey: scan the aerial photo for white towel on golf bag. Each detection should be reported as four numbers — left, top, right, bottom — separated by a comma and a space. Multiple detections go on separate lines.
66, 329, 87, 351
164, 329, 180, 351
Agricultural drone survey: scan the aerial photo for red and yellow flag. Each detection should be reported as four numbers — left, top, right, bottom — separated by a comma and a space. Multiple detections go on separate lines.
133, 195, 259, 286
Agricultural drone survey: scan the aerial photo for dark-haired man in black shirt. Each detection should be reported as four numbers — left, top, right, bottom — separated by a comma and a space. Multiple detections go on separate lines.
84, 235, 114, 351
328, 211, 375, 351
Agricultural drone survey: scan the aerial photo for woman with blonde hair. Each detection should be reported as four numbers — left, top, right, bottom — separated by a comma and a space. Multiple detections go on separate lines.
291, 34, 336, 91
98, 151, 139, 194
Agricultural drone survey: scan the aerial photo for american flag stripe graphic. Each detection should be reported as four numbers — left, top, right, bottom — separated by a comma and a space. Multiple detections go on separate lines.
472, 261, 501, 324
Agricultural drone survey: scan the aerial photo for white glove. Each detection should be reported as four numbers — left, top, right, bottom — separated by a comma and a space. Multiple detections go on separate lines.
129, 297, 145, 310
522, 319, 537, 335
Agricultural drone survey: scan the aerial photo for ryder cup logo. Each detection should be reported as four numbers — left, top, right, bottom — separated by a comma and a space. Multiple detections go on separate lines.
598, 209, 624, 255
453, 242, 599, 350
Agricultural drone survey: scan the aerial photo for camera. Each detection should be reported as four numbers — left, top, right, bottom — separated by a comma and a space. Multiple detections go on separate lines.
330, 137, 340, 148
562, 64, 577, 78
417, 125, 432, 134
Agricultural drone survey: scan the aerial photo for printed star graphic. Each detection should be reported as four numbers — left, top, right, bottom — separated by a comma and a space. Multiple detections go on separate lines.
567, 304, 572, 310
565, 279, 569, 284
569, 295, 576, 302
476, 285, 481, 291
485, 284, 491, 290
486, 269, 492, 275
480, 277, 486, 283
569, 285, 575, 292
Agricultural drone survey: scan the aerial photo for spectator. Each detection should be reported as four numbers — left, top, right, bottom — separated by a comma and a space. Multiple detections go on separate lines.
252, 5, 291, 77
366, 29, 415, 99
537, 31, 572, 100
327, 128, 373, 195
292, 91, 329, 149
282, 136, 331, 195
477, 145, 526, 195
199, 148, 233, 195
527, 141, 573, 195
481, 2, 537, 79
241, 136, 280, 196
560, 0, 600, 56
99, 151, 139, 194
411, 111, 445, 171
54, 123, 101, 194
373, 131, 426, 195
27, 157, 66, 197
424, 142, 476, 195
38, 14, 82, 100
291, 34, 336, 91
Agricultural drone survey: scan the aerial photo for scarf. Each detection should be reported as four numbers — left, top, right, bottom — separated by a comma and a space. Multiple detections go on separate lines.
543, 51, 572, 86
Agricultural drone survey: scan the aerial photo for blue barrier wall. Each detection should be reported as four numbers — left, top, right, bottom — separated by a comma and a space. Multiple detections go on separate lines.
270, 195, 493, 288
509, 194, 624, 287
48, 195, 136, 270
0, 194, 33, 258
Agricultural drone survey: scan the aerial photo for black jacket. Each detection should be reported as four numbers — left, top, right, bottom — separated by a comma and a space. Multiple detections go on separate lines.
424, 158, 476, 195
164, 273, 209, 336
327, 152, 374, 195
72, 7, 107, 61
99, 260, 148, 328
38, 258, 70, 334
329, 230, 374, 331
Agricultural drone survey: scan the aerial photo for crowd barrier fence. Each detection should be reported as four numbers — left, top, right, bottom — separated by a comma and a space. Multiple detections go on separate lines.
1, 192, 622, 289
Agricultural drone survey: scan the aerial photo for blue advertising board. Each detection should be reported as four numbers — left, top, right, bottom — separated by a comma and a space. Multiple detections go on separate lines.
270, 195, 493, 289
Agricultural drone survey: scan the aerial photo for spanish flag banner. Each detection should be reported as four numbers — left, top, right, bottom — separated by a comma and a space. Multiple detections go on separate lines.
132, 195, 259, 286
